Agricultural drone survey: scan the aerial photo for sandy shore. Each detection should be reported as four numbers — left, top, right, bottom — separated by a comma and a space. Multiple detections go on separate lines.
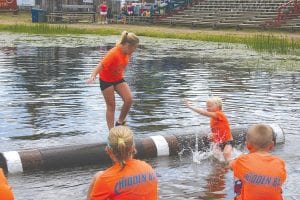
1, 11, 299, 40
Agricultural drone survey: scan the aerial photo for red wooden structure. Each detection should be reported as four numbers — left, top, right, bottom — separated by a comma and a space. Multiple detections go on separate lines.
262, 0, 299, 28
0, 0, 18, 11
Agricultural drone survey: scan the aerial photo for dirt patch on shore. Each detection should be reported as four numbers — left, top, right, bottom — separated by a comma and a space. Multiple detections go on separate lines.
1, 11, 299, 40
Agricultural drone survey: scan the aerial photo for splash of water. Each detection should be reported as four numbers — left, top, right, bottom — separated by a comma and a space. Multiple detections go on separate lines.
192, 134, 214, 164
192, 134, 244, 164
192, 148, 213, 164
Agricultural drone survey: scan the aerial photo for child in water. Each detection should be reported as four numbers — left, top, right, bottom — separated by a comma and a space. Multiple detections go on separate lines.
230, 124, 286, 200
184, 97, 233, 162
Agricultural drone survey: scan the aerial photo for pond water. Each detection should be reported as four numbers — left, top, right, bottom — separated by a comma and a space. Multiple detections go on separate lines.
0, 33, 299, 200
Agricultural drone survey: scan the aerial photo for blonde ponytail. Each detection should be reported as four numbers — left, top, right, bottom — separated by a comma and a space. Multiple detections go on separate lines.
117, 31, 139, 46
108, 126, 135, 170
117, 137, 126, 169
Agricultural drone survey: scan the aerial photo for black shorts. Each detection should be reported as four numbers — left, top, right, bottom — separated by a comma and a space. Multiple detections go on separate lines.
99, 79, 125, 91
218, 140, 234, 151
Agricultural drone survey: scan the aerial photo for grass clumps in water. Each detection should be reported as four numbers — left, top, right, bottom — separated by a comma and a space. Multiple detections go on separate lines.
0, 23, 299, 55
244, 34, 300, 54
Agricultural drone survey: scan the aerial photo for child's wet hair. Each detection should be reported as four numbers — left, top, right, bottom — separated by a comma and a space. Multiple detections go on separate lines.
207, 97, 223, 110
246, 124, 273, 149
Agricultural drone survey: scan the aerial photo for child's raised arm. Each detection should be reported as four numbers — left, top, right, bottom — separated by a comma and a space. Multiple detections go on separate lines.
183, 98, 217, 118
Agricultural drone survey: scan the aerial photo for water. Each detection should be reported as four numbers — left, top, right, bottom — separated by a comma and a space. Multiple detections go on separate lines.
0, 33, 299, 199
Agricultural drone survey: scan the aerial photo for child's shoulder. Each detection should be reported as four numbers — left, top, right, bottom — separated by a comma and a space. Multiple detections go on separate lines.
232, 152, 263, 165
238, 152, 285, 164
230, 153, 248, 168
215, 110, 226, 116
267, 153, 286, 165
214, 110, 228, 119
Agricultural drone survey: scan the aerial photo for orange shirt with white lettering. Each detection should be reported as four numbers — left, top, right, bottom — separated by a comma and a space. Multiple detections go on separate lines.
0, 168, 14, 200
90, 159, 158, 200
230, 152, 286, 200
210, 111, 232, 143
99, 45, 129, 82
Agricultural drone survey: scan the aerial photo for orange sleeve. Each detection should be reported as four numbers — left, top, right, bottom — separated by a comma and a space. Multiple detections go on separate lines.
90, 176, 111, 200
231, 156, 244, 179
0, 169, 14, 200
214, 111, 223, 120
229, 159, 236, 170
0, 169, 8, 184
280, 160, 287, 185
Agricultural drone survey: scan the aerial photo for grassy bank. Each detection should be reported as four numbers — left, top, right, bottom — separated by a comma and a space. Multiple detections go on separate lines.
0, 23, 299, 55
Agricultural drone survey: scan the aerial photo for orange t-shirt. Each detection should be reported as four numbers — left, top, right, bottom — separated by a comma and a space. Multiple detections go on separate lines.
230, 152, 286, 200
99, 45, 129, 82
0, 168, 14, 200
90, 159, 158, 200
210, 111, 232, 143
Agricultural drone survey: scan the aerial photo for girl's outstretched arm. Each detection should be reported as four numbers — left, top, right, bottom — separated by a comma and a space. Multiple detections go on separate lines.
183, 99, 217, 118
86, 63, 103, 84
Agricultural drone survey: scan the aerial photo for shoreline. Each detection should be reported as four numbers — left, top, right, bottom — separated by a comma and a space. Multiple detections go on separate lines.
1, 11, 299, 39
1, 12, 300, 54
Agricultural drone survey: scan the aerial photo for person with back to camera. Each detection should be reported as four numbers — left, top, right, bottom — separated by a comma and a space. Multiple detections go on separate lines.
184, 97, 233, 162
87, 126, 158, 200
230, 124, 286, 200
0, 168, 14, 200
87, 31, 139, 130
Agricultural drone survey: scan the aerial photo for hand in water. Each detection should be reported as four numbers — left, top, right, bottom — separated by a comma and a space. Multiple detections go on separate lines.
86, 77, 96, 84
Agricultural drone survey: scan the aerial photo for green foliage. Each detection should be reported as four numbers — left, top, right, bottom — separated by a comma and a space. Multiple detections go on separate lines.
136, 31, 300, 54
0, 23, 299, 54
0, 23, 119, 35
244, 34, 300, 54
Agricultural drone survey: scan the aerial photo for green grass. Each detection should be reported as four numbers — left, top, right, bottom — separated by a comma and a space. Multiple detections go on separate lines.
0, 23, 119, 35
244, 34, 300, 54
0, 23, 299, 54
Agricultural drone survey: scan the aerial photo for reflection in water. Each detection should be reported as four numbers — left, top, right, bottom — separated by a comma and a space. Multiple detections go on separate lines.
200, 161, 228, 199
0, 45, 107, 141
0, 34, 299, 199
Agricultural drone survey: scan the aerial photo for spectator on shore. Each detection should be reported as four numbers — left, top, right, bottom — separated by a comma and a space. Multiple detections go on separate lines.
127, 2, 134, 16
133, 3, 141, 16
98, 1, 108, 24
142, 9, 151, 17
145, 9, 151, 17
106, 7, 113, 23
120, 3, 128, 24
